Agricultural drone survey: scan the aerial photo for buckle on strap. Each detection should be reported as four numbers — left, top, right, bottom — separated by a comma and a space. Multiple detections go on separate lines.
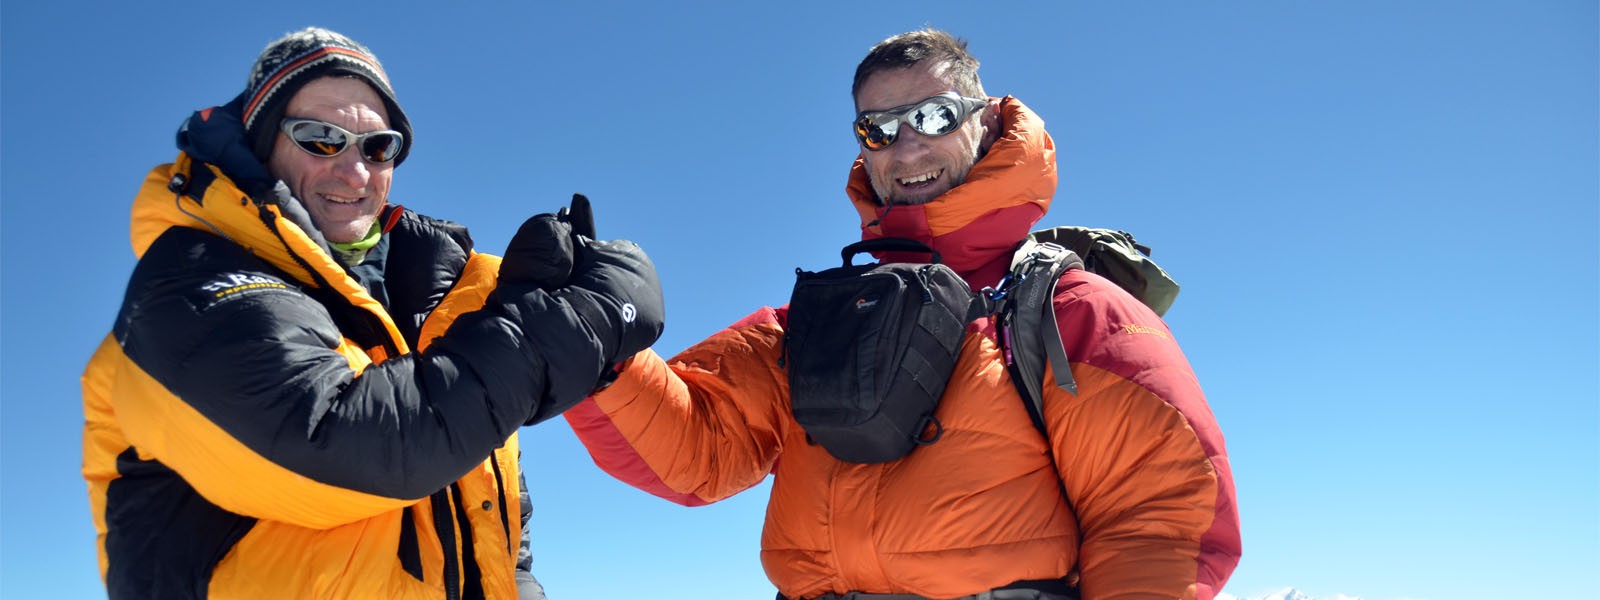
1025, 240, 1070, 263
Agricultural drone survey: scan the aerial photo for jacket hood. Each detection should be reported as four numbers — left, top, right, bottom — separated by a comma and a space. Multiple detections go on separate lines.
175, 93, 275, 194
845, 96, 1056, 288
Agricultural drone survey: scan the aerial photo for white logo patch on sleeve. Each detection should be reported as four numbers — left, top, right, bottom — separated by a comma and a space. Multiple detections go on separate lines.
193, 271, 296, 310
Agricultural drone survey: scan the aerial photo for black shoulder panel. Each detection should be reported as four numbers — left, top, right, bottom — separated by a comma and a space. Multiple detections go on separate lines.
115, 227, 334, 349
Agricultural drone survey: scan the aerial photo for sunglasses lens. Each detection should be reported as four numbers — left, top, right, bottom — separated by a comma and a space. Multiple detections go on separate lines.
287, 121, 349, 157
360, 133, 404, 163
854, 115, 899, 150
908, 99, 962, 137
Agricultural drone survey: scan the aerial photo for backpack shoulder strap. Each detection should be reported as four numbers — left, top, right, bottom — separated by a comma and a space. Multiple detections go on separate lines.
998, 226, 1182, 433
994, 226, 1180, 568
995, 235, 1085, 539
1000, 237, 1083, 435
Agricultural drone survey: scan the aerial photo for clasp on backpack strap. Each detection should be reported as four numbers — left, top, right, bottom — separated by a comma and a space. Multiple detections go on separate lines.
988, 240, 1071, 308
1025, 241, 1070, 263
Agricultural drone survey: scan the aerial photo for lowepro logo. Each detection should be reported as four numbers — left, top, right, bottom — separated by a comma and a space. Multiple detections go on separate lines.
853, 295, 879, 312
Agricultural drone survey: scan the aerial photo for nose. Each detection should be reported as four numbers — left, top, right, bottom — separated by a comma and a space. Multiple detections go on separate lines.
329, 153, 371, 190
890, 127, 934, 159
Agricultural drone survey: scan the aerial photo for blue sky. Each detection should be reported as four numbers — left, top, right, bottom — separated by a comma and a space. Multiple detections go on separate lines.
2, 2, 1595, 599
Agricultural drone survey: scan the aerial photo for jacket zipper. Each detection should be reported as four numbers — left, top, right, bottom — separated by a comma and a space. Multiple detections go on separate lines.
429, 490, 461, 600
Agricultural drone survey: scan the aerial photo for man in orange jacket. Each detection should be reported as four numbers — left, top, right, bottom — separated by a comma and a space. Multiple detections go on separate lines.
566, 28, 1240, 600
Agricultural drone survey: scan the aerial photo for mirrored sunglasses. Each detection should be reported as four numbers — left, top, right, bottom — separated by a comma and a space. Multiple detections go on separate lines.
279, 118, 406, 163
853, 92, 987, 151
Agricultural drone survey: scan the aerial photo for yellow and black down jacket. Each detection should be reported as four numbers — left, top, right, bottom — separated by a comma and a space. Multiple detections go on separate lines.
83, 104, 603, 599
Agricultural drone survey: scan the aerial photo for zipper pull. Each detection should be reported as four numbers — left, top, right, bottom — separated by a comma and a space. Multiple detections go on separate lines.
999, 321, 1016, 366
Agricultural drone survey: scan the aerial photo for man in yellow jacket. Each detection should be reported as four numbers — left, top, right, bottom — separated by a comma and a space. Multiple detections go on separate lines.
567, 29, 1240, 600
82, 27, 663, 599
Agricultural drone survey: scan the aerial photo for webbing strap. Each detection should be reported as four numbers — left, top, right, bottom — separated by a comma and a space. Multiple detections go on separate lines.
1039, 288, 1075, 395
1007, 239, 1083, 404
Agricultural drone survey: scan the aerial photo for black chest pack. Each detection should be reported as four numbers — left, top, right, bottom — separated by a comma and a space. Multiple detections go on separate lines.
783, 228, 1179, 464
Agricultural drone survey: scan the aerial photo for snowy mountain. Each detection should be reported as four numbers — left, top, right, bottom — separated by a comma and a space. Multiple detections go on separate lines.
1217, 587, 1361, 600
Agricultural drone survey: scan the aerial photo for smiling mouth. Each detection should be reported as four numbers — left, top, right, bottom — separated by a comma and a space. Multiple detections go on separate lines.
320, 193, 365, 205
897, 170, 942, 186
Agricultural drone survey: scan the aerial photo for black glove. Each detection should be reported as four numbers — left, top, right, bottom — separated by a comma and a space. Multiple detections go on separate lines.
555, 236, 665, 367
500, 194, 596, 291
559, 193, 596, 240
517, 236, 664, 424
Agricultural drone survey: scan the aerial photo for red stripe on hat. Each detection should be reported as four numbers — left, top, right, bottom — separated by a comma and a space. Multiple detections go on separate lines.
244, 47, 389, 124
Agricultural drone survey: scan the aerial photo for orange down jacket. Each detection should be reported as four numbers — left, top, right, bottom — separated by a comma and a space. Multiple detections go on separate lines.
567, 97, 1241, 600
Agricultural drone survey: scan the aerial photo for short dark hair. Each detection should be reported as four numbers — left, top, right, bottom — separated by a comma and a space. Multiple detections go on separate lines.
852, 28, 984, 106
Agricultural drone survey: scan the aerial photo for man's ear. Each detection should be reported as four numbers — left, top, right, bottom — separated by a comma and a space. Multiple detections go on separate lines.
979, 97, 1003, 152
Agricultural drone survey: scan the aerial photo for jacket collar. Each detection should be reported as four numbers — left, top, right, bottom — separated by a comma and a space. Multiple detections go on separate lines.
845, 96, 1056, 289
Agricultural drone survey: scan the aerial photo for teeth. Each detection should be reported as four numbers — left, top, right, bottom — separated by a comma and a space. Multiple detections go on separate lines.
322, 194, 362, 204
899, 171, 939, 185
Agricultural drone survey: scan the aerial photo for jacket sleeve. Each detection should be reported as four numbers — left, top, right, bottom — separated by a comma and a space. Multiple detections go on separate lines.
1042, 271, 1241, 600
112, 229, 612, 529
564, 306, 790, 506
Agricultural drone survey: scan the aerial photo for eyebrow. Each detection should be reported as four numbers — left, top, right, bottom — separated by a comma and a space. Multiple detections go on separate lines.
857, 92, 955, 115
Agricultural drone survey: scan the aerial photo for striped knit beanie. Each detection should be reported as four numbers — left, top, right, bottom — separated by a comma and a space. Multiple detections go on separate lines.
242, 27, 412, 165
